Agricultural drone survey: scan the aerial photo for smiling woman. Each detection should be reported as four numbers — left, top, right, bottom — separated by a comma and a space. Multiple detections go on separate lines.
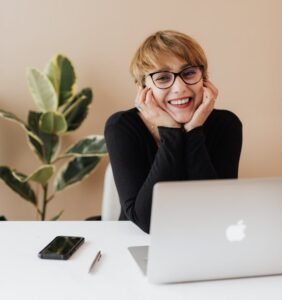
104, 30, 243, 233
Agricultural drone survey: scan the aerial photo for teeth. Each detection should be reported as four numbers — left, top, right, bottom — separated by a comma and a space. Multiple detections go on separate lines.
169, 98, 190, 105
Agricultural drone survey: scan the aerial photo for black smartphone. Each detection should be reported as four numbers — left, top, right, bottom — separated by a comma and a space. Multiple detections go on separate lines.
38, 236, 85, 260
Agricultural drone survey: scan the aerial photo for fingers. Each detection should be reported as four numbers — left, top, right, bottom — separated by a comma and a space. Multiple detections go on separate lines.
203, 87, 216, 114
203, 79, 218, 100
135, 87, 146, 111
203, 87, 214, 102
135, 87, 154, 112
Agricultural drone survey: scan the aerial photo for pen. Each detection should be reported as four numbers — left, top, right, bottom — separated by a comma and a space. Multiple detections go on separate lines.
88, 250, 102, 273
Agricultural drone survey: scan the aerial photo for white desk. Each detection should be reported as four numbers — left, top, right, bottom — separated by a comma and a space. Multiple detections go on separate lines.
0, 221, 281, 300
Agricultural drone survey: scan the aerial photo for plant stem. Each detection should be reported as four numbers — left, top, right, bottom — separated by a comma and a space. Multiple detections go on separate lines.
36, 207, 42, 218
46, 194, 55, 204
41, 184, 48, 221
52, 155, 71, 164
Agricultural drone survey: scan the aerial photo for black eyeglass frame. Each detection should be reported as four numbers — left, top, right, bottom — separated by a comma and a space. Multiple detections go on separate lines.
146, 65, 204, 90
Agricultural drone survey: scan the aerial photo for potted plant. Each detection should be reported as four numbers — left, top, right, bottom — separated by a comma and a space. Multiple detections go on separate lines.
0, 54, 107, 220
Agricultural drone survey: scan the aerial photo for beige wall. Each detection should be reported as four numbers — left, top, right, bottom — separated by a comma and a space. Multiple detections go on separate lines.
0, 0, 281, 220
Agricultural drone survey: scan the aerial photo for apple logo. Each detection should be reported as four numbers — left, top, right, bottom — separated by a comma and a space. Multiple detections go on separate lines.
225, 220, 246, 242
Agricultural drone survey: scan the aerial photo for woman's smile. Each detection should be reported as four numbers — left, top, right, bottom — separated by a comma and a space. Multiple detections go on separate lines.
167, 96, 193, 108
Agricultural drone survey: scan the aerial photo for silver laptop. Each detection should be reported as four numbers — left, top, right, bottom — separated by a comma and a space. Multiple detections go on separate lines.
128, 177, 282, 284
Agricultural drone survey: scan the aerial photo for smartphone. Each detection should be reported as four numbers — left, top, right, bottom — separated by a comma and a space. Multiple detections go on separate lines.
38, 236, 85, 260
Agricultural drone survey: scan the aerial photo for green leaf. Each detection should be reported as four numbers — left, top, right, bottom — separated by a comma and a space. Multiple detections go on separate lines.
0, 166, 37, 205
27, 68, 58, 112
26, 165, 55, 185
60, 135, 107, 159
45, 54, 76, 107
0, 109, 43, 145
55, 156, 101, 192
39, 111, 67, 135
63, 88, 92, 131
28, 111, 60, 163
0, 216, 7, 221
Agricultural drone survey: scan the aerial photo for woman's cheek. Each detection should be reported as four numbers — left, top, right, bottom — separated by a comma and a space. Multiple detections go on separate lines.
152, 89, 165, 106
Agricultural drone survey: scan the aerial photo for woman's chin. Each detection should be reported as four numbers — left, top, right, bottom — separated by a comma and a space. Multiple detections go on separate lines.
173, 113, 192, 125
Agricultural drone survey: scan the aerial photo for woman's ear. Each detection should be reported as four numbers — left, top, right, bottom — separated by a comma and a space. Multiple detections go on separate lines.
135, 83, 145, 89
135, 79, 146, 89
141, 79, 146, 88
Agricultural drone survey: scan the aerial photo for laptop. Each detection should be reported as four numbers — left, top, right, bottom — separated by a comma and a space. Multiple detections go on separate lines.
128, 177, 282, 284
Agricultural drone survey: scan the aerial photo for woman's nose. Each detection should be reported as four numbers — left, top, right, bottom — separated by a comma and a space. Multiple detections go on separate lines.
171, 75, 190, 93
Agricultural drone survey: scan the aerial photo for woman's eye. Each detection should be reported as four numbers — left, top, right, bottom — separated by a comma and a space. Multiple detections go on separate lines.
182, 69, 196, 78
155, 74, 171, 82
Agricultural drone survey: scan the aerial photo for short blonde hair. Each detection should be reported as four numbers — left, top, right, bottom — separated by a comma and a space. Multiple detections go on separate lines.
130, 30, 208, 86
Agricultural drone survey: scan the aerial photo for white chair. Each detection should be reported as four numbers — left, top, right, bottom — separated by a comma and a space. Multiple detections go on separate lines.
101, 164, 121, 220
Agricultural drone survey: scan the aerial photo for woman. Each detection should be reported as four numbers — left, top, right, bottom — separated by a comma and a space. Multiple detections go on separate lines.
105, 30, 242, 233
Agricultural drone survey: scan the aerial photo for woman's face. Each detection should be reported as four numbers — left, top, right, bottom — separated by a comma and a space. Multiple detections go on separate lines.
144, 55, 204, 124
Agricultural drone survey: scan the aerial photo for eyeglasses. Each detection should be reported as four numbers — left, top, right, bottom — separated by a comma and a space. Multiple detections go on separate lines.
147, 66, 203, 89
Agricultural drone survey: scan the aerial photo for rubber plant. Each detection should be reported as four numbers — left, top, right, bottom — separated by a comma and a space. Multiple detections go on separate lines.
0, 54, 107, 220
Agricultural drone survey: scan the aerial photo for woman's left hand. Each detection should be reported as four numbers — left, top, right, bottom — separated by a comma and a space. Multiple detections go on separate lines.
184, 80, 218, 132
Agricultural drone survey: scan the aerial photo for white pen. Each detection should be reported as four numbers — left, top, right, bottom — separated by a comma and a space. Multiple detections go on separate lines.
88, 250, 102, 273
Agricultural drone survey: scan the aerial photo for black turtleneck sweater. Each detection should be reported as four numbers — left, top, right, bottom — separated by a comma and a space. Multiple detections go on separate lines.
105, 108, 242, 233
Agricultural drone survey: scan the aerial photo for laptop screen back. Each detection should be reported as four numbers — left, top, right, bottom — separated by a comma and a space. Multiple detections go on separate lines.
147, 177, 282, 283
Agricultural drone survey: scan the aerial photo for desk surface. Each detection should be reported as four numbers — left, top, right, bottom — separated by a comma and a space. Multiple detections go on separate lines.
0, 221, 281, 300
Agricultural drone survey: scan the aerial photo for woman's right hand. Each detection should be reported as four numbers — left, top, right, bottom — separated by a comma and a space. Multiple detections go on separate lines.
135, 87, 181, 128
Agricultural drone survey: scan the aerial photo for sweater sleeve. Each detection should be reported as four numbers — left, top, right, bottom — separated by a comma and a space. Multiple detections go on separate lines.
184, 127, 218, 179
209, 114, 243, 178
184, 111, 243, 180
105, 121, 185, 233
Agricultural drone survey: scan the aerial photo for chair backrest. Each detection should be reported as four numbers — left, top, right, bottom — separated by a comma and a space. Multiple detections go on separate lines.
101, 164, 121, 220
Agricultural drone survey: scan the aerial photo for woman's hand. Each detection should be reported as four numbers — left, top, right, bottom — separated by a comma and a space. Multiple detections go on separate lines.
184, 80, 218, 132
135, 87, 181, 128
